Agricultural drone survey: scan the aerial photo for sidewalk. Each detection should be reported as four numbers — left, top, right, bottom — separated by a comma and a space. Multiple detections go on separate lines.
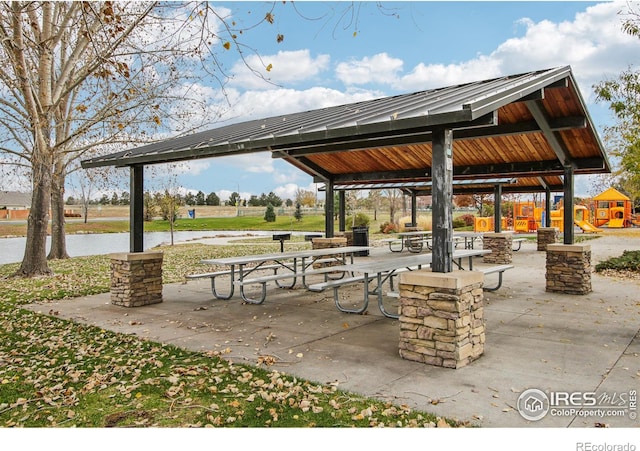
27, 231, 640, 427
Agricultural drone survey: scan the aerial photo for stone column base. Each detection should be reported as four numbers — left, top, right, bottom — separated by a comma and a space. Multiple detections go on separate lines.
537, 227, 558, 251
110, 252, 163, 307
311, 237, 347, 269
398, 270, 484, 369
545, 244, 592, 295
482, 233, 513, 264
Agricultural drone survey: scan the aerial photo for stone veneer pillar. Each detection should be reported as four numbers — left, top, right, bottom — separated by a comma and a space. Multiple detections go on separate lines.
537, 227, 558, 251
398, 270, 485, 369
311, 237, 347, 269
482, 233, 512, 264
110, 252, 163, 307
545, 244, 592, 295
335, 231, 354, 246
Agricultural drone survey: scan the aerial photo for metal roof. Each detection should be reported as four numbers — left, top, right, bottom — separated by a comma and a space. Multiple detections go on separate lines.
81, 66, 610, 191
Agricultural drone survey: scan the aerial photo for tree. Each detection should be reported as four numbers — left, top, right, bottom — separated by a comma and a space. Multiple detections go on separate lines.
195, 190, 206, 206
264, 204, 276, 222
120, 191, 130, 206
382, 189, 403, 224
295, 189, 317, 208
455, 195, 474, 209
228, 191, 241, 207
0, 2, 399, 276
143, 192, 157, 222
0, 2, 286, 276
294, 203, 303, 222
364, 190, 383, 221
265, 192, 283, 207
206, 192, 220, 206
594, 4, 640, 199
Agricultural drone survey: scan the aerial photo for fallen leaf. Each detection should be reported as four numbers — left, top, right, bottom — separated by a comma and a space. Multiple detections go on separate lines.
437, 418, 450, 428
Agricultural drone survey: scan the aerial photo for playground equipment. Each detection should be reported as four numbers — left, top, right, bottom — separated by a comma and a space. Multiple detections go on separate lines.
511, 200, 601, 233
550, 205, 602, 233
474, 216, 508, 233
475, 198, 607, 233
513, 201, 543, 233
591, 187, 634, 228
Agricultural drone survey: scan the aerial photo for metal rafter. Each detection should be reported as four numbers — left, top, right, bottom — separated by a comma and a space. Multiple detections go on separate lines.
525, 99, 575, 168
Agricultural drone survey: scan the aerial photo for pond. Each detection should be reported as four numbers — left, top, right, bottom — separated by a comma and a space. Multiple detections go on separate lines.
0, 230, 278, 265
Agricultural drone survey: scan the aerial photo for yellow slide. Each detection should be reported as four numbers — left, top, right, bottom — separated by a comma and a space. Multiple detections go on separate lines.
575, 220, 602, 233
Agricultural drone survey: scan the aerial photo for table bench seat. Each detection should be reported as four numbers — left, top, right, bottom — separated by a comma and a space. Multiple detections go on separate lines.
479, 264, 514, 291
512, 238, 526, 251
308, 264, 426, 318
186, 264, 283, 300
237, 265, 349, 287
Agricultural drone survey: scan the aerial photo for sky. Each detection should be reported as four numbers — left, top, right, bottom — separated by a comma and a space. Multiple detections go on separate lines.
69, 2, 640, 200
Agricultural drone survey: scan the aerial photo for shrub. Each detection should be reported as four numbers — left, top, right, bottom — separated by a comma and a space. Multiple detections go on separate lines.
379, 222, 398, 234
452, 218, 466, 228
397, 215, 432, 231
347, 212, 370, 228
595, 250, 640, 272
264, 204, 276, 222
459, 214, 475, 227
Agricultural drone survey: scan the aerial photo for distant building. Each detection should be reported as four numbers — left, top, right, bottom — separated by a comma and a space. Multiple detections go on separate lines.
0, 191, 31, 219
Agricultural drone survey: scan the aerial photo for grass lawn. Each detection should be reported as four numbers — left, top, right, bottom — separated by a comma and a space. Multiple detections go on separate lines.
0, 241, 459, 428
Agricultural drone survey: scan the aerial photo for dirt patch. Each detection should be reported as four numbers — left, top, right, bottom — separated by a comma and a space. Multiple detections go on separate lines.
104, 409, 155, 427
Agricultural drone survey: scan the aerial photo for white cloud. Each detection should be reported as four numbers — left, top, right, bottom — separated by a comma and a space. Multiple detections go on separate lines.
336, 2, 636, 103
273, 183, 300, 201
335, 52, 404, 85
395, 56, 503, 91
272, 181, 320, 202
229, 49, 330, 89
217, 86, 382, 123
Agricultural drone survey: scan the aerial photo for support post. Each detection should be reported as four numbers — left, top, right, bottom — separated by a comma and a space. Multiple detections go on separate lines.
545, 188, 551, 227
563, 166, 574, 245
338, 189, 346, 232
130, 165, 144, 253
431, 128, 453, 273
411, 190, 417, 226
494, 184, 502, 232
325, 179, 335, 238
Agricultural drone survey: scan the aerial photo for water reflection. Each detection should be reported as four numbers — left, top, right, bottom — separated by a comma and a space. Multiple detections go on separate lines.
0, 231, 274, 265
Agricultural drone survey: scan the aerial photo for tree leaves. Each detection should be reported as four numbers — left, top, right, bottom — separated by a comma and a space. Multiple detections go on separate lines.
0, 244, 459, 428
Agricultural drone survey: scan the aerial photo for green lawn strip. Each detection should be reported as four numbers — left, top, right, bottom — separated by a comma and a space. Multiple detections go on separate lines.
0, 242, 462, 427
143, 215, 327, 233
0, 306, 449, 428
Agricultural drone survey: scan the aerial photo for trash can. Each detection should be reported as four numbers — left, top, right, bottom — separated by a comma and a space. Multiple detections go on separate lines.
351, 226, 369, 256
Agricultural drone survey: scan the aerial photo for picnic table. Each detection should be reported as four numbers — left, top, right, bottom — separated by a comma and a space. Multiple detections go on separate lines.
194, 245, 372, 304
383, 230, 433, 253
452, 232, 484, 249
308, 248, 491, 319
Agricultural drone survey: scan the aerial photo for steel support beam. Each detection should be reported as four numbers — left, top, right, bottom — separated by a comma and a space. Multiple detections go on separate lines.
338, 190, 346, 232
526, 100, 575, 168
325, 180, 335, 238
563, 166, 574, 244
130, 165, 144, 253
545, 188, 552, 227
411, 190, 417, 226
494, 184, 502, 232
431, 128, 454, 273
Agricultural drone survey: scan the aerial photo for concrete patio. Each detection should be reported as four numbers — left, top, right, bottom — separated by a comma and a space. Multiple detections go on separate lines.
26, 230, 640, 428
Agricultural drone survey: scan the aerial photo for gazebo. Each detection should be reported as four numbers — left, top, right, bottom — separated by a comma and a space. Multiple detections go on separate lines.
82, 65, 610, 274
